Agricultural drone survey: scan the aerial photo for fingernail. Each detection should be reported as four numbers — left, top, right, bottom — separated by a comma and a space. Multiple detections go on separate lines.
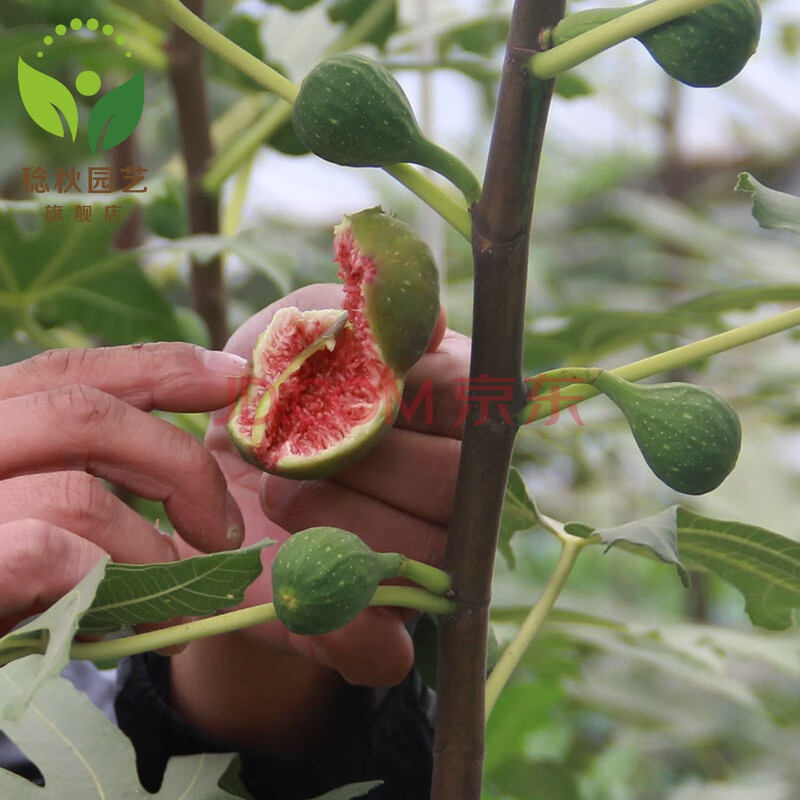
156, 527, 180, 561
225, 491, 245, 547
202, 350, 250, 378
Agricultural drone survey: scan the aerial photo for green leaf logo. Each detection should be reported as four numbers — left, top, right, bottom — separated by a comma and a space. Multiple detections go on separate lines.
87, 70, 144, 153
17, 57, 79, 141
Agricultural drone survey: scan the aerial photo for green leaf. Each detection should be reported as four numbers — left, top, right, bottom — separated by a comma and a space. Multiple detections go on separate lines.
438, 16, 509, 57
567, 507, 690, 588
523, 284, 800, 369
0, 205, 183, 345
485, 681, 565, 774
144, 179, 188, 239
491, 607, 796, 717
676, 284, 800, 314
491, 606, 626, 629
88, 70, 145, 153
259, 0, 320, 10
534, 618, 762, 710
269, 115, 310, 156
176, 306, 213, 347
167, 229, 294, 294
0, 656, 239, 798
554, 72, 592, 99
0, 559, 108, 720
567, 507, 800, 630
17, 57, 78, 141
79, 539, 274, 634
736, 172, 800, 235
327, 0, 398, 51
677, 507, 800, 630
498, 467, 542, 569
310, 782, 383, 799
486, 758, 580, 800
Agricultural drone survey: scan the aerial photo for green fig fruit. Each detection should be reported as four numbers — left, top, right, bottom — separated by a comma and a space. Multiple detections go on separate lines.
551, 0, 762, 88
227, 207, 440, 480
272, 527, 403, 635
593, 371, 742, 495
292, 53, 480, 203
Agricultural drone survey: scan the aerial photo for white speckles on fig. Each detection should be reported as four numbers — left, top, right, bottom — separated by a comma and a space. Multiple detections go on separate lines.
593, 370, 742, 495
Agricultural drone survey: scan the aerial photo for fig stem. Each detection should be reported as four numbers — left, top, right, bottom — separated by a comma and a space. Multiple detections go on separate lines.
530, 0, 724, 80
524, 366, 602, 399
158, 0, 299, 103
70, 602, 280, 662
23, 589, 455, 665
384, 164, 473, 241
398, 557, 453, 596
370, 586, 456, 616
485, 533, 588, 720
517, 305, 800, 425
416, 141, 482, 207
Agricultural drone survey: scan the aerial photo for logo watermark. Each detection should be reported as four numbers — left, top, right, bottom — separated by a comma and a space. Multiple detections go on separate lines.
18, 17, 143, 151
218, 375, 586, 430
17, 17, 148, 222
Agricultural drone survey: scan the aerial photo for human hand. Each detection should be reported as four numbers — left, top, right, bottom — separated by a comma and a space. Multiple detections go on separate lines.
169, 284, 468, 749
0, 344, 249, 635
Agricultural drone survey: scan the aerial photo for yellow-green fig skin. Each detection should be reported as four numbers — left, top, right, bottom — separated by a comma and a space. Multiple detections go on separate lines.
337, 207, 440, 378
227, 395, 264, 470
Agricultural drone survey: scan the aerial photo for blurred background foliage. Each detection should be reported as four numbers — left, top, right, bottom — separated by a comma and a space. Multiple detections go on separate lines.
1, 0, 799, 798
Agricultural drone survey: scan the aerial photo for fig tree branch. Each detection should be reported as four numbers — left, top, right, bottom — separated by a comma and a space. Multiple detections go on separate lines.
531, 0, 723, 79
431, 1, 565, 798
167, 0, 228, 350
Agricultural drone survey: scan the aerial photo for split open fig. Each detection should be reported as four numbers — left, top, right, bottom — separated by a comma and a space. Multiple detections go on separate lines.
227, 207, 440, 479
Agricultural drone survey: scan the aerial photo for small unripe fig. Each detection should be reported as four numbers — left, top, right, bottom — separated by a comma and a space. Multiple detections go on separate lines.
551, 0, 762, 88
272, 527, 403, 635
292, 54, 480, 202
594, 371, 742, 495
227, 207, 440, 479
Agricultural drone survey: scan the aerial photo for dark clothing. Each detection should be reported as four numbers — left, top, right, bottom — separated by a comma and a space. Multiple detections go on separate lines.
114, 653, 435, 799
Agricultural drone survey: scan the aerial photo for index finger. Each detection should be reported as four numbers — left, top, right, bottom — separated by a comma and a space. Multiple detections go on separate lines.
0, 343, 250, 413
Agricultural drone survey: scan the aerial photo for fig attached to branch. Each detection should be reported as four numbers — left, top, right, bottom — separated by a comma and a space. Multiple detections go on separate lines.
291, 54, 481, 204
272, 527, 452, 635
527, 368, 742, 495
550, 0, 762, 88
